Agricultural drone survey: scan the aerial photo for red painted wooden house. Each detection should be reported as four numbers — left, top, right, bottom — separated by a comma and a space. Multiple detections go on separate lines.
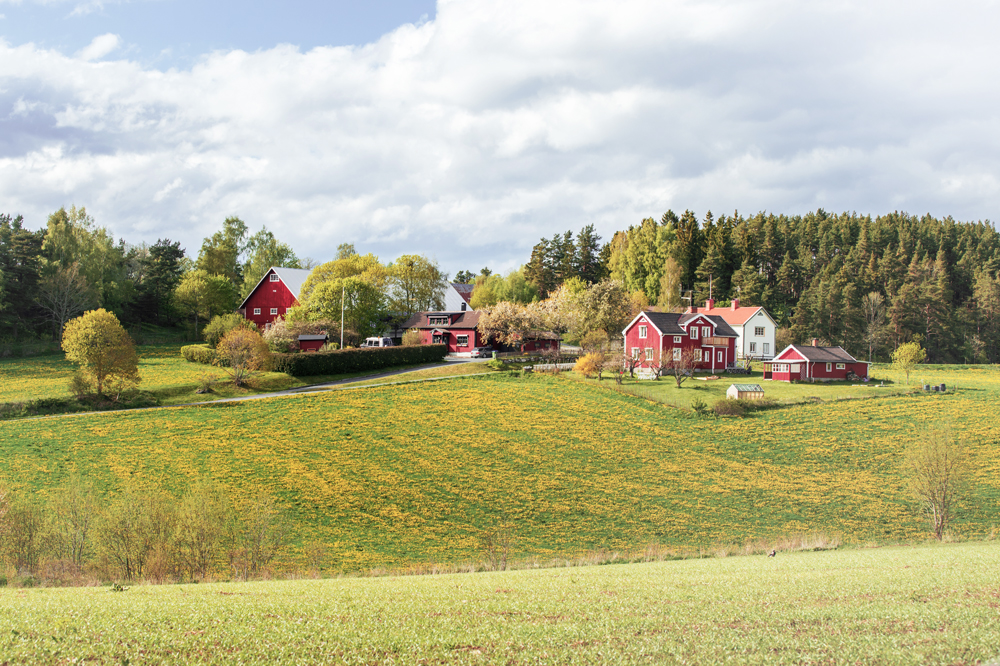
239, 266, 313, 329
400, 311, 487, 353
764, 340, 869, 381
621, 310, 738, 375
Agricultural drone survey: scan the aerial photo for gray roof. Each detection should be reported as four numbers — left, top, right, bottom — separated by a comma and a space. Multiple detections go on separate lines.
638, 311, 739, 338
238, 266, 314, 309
786, 345, 861, 363
729, 384, 764, 392
298, 334, 329, 341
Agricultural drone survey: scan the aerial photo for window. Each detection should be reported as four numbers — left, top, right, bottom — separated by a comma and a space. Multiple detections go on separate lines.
631, 347, 640, 359
702, 326, 711, 338
270, 308, 278, 315
826, 363, 832, 372
673, 348, 681, 360
749, 342, 757, 353
639, 325, 647, 339
694, 349, 702, 362
717, 351, 723, 362
645, 348, 654, 360
674, 336, 682, 343
755, 326, 764, 336
270, 273, 280, 282
763, 343, 769, 355
690, 326, 699, 339
457, 335, 469, 347
836, 363, 846, 369
253, 308, 261, 315
428, 315, 450, 325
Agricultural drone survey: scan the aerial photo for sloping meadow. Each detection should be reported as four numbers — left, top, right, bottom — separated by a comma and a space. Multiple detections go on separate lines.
1, 370, 999, 571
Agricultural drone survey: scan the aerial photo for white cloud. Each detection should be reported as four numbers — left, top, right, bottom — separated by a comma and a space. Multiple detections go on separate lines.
0, 0, 999, 272
75, 33, 121, 61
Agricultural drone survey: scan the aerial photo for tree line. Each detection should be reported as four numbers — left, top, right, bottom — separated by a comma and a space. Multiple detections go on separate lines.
518, 210, 1000, 362
0, 209, 449, 347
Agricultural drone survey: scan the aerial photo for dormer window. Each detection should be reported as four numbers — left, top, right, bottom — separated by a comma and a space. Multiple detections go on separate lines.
269, 273, 280, 282
427, 315, 450, 326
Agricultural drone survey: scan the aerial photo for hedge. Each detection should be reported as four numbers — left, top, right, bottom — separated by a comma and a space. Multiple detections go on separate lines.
181, 344, 217, 365
272, 344, 448, 377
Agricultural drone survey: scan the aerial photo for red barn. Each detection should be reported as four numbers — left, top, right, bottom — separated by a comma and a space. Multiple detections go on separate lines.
401, 311, 488, 353
239, 267, 313, 328
621, 310, 738, 375
764, 340, 869, 381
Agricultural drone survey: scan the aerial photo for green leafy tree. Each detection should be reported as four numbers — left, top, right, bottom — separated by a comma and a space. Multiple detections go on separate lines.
175, 270, 239, 335
197, 217, 248, 285
62, 309, 140, 397
388, 254, 446, 318
302, 277, 388, 340
892, 340, 927, 384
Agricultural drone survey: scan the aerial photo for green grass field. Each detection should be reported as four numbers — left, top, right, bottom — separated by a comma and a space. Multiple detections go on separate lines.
2, 541, 998, 664
2, 363, 998, 572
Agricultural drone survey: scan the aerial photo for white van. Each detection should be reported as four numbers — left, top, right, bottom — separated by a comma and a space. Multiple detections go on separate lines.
362, 337, 394, 348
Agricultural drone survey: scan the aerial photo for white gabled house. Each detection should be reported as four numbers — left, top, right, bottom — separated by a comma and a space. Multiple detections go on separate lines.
685, 298, 777, 360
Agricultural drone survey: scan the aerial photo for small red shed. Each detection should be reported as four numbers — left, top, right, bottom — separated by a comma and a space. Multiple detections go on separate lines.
239, 266, 313, 329
764, 340, 869, 382
298, 334, 328, 352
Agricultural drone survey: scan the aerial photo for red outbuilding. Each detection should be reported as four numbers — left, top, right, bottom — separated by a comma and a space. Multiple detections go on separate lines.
239, 266, 313, 329
621, 310, 739, 376
764, 340, 869, 382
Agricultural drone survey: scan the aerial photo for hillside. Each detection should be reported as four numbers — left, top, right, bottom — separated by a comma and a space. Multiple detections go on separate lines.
2, 367, 998, 571
2, 541, 998, 664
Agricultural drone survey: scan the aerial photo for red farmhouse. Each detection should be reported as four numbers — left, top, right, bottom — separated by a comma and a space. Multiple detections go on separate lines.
239, 267, 313, 329
622, 310, 738, 375
401, 311, 487, 353
764, 341, 869, 382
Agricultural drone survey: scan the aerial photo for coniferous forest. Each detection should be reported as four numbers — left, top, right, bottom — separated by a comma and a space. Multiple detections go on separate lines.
522, 210, 1000, 363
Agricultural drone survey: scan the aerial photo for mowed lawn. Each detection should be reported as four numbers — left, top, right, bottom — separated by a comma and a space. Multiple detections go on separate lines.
2, 368, 999, 571
2, 541, 999, 664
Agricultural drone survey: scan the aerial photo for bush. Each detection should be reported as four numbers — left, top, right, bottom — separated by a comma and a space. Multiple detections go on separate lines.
272, 344, 448, 377
713, 399, 746, 417
691, 397, 710, 416
203, 314, 258, 349
401, 328, 423, 346
214, 328, 272, 387
182, 344, 218, 365
574, 352, 606, 379
486, 359, 508, 371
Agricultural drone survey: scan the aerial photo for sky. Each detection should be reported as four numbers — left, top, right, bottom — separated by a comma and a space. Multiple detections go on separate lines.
1, 0, 999, 276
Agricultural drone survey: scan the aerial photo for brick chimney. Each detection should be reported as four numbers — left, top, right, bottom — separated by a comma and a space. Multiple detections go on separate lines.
812, 338, 819, 347
705, 298, 715, 310
731, 298, 740, 310
690, 304, 698, 313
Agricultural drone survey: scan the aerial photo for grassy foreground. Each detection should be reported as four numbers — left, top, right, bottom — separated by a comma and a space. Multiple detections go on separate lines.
2, 541, 998, 664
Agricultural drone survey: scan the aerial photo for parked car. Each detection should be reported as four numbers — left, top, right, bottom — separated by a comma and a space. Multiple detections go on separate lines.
470, 347, 493, 358
362, 337, 394, 348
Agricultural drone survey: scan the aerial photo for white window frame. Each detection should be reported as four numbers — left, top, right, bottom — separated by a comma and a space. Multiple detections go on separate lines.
749, 342, 757, 353
717, 351, 723, 362
638, 325, 647, 339
826, 363, 832, 372
457, 335, 469, 347
270, 308, 278, 315
270, 273, 280, 282
702, 326, 711, 338
690, 327, 699, 340
253, 308, 261, 315
755, 326, 764, 336
645, 348, 654, 360
673, 336, 682, 343
631, 347, 640, 359
763, 343, 769, 355
694, 349, 702, 362
836, 363, 845, 370
673, 347, 681, 360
